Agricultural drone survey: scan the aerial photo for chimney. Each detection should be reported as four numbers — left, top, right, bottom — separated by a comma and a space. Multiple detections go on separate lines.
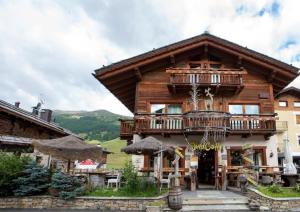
40, 109, 52, 122
14, 102, 20, 108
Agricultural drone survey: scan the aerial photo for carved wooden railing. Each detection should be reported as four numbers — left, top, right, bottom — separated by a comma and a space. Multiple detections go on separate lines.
183, 110, 230, 132
135, 113, 183, 133
127, 113, 276, 135
230, 114, 276, 132
119, 119, 135, 138
166, 68, 247, 86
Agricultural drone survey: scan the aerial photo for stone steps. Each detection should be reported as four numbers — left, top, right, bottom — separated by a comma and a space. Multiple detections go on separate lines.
181, 204, 250, 211
183, 197, 248, 205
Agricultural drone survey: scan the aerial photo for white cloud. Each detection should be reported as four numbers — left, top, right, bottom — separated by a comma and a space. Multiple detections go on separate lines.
0, 0, 299, 116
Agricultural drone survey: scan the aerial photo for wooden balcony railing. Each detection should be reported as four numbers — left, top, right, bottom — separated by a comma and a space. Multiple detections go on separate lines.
124, 113, 276, 136
230, 114, 276, 133
166, 68, 247, 86
135, 114, 183, 133
120, 119, 134, 139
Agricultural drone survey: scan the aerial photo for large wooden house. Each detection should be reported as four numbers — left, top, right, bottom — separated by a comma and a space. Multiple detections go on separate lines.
94, 33, 299, 185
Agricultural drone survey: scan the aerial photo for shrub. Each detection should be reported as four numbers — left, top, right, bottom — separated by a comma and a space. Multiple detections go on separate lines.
121, 161, 160, 196
0, 152, 31, 196
294, 184, 300, 192
50, 170, 84, 200
13, 161, 50, 196
122, 161, 139, 193
268, 184, 282, 193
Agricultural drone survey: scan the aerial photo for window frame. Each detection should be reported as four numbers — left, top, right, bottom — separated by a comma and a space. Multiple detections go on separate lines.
149, 103, 182, 114
228, 103, 260, 115
294, 102, 300, 108
279, 101, 288, 107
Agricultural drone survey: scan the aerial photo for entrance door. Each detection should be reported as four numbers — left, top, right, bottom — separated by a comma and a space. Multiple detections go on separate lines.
196, 150, 216, 185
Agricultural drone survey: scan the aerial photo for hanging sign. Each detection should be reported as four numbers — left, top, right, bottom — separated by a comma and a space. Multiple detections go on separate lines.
191, 141, 222, 151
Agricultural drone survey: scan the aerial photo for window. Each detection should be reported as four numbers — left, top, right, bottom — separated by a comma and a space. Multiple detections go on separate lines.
294, 102, 300, 107
298, 135, 300, 145
168, 104, 182, 114
245, 105, 259, 114
151, 104, 166, 114
229, 104, 259, 114
229, 105, 243, 114
296, 115, 300, 125
279, 101, 288, 107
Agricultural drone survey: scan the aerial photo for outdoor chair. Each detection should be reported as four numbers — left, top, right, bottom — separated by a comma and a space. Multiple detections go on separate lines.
107, 172, 122, 188
160, 173, 172, 191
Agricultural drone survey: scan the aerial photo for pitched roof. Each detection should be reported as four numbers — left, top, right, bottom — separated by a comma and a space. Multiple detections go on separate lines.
94, 33, 299, 112
95, 33, 299, 76
0, 99, 74, 136
276, 86, 300, 98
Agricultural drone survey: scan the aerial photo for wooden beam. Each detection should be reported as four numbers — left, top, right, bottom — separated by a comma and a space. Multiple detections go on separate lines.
108, 79, 136, 92
170, 54, 176, 67
134, 67, 142, 81
267, 70, 277, 82
114, 84, 136, 96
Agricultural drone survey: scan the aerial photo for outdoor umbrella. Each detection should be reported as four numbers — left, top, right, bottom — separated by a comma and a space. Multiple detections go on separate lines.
32, 135, 103, 171
121, 136, 174, 155
121, 136, 174, 182
283, 132, 297, 175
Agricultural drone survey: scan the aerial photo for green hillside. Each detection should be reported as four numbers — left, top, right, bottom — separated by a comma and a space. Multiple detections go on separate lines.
88, 139, 130, 169
53, 110, 131, 141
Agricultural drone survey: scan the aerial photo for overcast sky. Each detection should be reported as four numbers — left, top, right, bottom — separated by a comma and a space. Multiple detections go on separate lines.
0, 0, 299, 116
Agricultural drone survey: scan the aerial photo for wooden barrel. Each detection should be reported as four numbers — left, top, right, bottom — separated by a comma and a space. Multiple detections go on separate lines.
168, 186, 183, 210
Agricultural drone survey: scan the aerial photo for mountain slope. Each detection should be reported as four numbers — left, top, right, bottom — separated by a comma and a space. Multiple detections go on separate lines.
53, 110, 131, 141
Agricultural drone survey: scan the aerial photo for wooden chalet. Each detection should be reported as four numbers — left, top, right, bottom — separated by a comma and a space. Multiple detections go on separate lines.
0, 99, 73, 152
94, 33, 299, 187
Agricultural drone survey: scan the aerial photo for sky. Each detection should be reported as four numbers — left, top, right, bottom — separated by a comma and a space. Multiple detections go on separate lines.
0, 0, 299, 116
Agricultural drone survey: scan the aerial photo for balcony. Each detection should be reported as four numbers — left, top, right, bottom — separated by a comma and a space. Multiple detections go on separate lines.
120, 113, 276, 138
119, 119, 134, 140
276, 121, 288, 133
166, 68, 247, 94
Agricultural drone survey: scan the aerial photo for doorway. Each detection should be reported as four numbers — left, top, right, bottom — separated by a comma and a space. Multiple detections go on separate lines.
196, 150, 216, 185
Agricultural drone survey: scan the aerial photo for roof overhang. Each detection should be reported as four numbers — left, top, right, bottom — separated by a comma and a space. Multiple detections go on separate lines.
94, 33, 299, 112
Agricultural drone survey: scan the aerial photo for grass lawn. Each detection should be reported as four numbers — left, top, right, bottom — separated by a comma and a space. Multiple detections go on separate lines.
87, 138, 130, 169
258, 186, 300, 198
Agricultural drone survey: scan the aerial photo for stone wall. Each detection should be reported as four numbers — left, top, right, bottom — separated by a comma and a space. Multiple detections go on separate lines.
247, 188, 300, 211
0, 195, 167, 211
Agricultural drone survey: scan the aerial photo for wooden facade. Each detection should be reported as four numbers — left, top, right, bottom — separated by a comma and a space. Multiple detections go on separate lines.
0, 100, 70, 140
95, 33, 299, 182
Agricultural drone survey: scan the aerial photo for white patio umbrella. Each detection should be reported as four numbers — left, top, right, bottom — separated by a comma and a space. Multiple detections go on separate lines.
283, 132, 297, 175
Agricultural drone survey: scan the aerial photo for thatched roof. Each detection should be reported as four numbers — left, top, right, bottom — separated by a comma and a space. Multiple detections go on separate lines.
121, 136, 174, 155
32, 135, 103, 161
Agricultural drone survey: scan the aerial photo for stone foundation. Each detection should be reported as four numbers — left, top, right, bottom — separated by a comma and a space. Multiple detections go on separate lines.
247, 188, 300, 211
0, 195, 167, 211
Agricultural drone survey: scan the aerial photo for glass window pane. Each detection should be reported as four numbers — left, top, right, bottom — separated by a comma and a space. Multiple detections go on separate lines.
279, 101, 287, 107
245, 105, 259, 114
168, 104, 182, 114
229, 105, 243, 114
294, 102, 300, 107
151, 104, 166, 114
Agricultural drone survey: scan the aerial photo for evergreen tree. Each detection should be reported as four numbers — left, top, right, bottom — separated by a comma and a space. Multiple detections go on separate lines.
50, 170, 84, 200
13, 161, 50, 196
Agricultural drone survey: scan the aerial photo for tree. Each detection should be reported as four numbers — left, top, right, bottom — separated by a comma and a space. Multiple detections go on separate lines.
0, 152, 30, 197
13, 161, 50, 196
50, 170, 84, 200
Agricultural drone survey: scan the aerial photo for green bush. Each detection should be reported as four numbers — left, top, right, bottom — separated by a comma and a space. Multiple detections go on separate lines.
50, 170, 84, 200
268, 184, 282, 193
294, 184, 300, 192
121, 161, 160, 196
13, 161, 50, 196
0, 152, 31, 196
122, 161, 139, 193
